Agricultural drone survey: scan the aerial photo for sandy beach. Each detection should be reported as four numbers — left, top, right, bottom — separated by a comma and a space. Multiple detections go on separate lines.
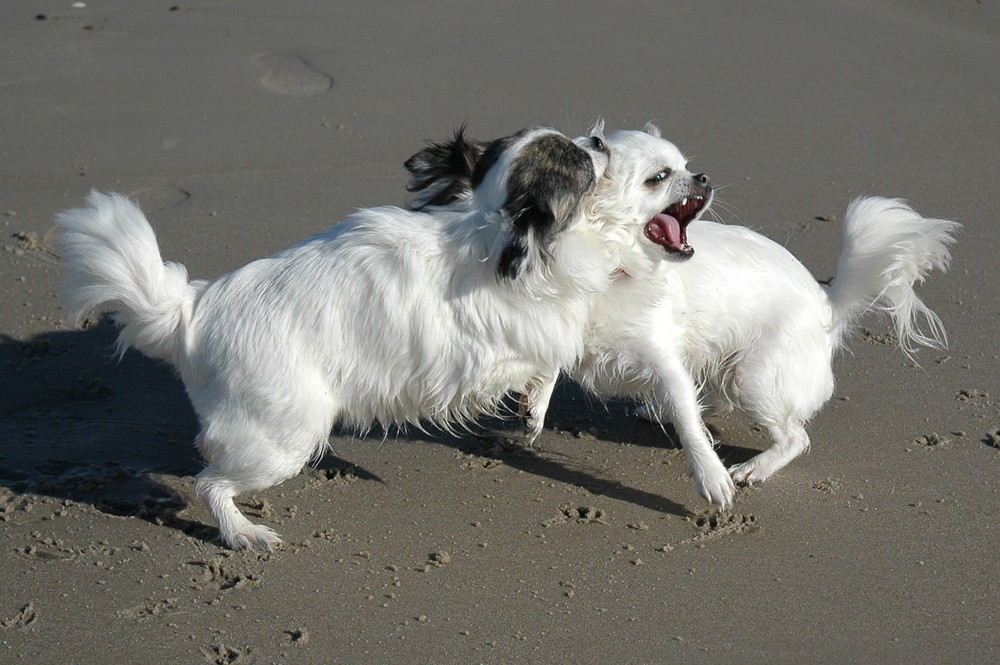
2, 1, 998, 663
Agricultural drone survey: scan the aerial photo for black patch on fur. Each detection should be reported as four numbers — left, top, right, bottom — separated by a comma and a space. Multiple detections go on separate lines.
407, 126, 597, 281
470, 132, 521, 189
496, 132, 596, 280
404, 126, 488, 209
498, 238, 528, 280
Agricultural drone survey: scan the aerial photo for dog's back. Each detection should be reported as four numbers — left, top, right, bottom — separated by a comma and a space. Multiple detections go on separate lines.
56, 126, 615, 550
181, 204, 595, 433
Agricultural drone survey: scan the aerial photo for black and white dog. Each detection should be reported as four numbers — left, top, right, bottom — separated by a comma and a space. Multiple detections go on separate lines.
56, 126, 615, 550
405, 122, 959, 509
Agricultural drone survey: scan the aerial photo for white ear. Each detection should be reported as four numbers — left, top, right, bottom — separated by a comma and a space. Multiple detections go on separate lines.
589, 118, 606, 141
642, 122, 661, 138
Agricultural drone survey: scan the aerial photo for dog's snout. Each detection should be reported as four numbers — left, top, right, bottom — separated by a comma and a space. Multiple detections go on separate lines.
693, 173, 711, 188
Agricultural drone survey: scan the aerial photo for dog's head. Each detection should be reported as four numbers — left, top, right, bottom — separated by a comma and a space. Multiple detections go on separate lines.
406, 126, 609, 279
598, 123, 712, 262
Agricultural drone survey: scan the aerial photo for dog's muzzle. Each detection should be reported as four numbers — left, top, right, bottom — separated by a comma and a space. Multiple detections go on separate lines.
644, 173, 711, 259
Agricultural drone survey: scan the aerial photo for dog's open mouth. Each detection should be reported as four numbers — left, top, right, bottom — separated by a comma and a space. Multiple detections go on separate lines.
644, 196, 706, 258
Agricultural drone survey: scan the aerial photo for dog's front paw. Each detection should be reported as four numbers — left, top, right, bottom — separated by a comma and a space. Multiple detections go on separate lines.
728, 456, 776, 485
524, 420, 543, 446
690, 458, 736, 509
522, 408, 544, 445
518, 385, 553, 446
226, 523, 283, 552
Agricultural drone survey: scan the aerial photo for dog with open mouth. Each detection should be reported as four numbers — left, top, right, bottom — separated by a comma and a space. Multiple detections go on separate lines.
405, 122, 960, 509
56, 126, 615, 550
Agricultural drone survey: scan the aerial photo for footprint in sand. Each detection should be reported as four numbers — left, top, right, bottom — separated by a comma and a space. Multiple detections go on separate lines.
252, 52, 333, 96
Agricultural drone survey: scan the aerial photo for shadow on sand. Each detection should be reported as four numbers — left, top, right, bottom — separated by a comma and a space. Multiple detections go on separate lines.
0, 321, 757, 543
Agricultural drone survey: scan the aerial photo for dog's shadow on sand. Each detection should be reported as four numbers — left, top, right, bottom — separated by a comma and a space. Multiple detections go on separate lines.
0, 323, 757, 544
1, 321, 213, 542
431, 382, 761, 519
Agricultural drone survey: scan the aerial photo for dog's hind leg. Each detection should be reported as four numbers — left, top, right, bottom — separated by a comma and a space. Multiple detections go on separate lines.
727, 335, 830, 485
195, 469, 284, 551
193, 423, 328, 551
728, 421, 810, 484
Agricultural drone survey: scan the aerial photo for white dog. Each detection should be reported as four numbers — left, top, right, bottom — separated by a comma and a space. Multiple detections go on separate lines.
56, 126, 615, 550
405, 123, 960, 509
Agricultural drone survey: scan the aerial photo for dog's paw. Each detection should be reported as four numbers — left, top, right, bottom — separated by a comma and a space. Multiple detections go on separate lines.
227, 524, 283, 552
523, 416, 544, 445
690, 459, 736, 509
728, 457, 774, 485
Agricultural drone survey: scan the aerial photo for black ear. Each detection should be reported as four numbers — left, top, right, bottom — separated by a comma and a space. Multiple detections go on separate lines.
404, 126, 488, 209
497, 238, 529, 280
496, 133, 596, 280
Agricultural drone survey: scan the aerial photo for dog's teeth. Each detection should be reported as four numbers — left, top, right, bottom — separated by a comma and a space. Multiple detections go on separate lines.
681, 197, 688, 206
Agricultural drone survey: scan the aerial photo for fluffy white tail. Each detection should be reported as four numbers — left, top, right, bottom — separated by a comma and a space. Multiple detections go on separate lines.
827, 196, 960, 356
55, 191, 199, 364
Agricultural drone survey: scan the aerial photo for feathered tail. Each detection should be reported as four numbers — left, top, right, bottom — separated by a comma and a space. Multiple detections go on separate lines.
827, 196, 960, 356
55, 191, 200, 365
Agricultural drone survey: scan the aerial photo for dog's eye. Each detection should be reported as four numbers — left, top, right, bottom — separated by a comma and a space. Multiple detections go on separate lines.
589, 136, 606, 153
646, 169, 671, 185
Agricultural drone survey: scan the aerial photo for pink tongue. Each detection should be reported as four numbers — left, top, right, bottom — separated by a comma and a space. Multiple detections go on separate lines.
644, 213, 687, 251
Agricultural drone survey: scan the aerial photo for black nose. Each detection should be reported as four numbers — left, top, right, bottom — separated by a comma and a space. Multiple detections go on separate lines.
693, 173, 711, 188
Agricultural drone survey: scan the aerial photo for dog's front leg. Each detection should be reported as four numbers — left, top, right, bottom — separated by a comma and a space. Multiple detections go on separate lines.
650, 356, 735, 509
519, 372, 559, 445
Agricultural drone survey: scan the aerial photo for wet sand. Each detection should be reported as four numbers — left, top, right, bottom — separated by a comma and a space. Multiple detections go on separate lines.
2, 1, 998, 663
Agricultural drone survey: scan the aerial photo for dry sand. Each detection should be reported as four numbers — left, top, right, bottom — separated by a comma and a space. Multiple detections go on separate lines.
2, 1, 998, 663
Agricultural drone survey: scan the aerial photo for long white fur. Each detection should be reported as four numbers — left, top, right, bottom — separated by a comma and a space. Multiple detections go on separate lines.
55, 127, 616, 551
402, 125, 960, 511
568, 129, 959, 507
